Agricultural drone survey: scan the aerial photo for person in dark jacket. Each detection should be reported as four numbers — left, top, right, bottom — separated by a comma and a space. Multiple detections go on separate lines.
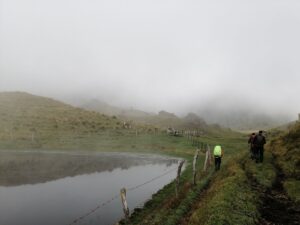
253, 130, 266, 163
248, 133, 256, 160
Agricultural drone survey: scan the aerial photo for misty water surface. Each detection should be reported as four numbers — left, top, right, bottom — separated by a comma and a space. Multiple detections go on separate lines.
0, 151, 180, 225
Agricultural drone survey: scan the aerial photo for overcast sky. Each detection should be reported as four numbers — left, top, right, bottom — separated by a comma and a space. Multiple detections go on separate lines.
0, 0, 299, 118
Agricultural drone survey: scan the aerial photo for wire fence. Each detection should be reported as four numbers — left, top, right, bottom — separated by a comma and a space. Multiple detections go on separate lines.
68, 133, 213, 225
68, 166, 179, 225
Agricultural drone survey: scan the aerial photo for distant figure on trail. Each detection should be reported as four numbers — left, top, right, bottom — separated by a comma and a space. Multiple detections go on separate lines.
253, 130, 266, 163
213, 145, 223, 171
248, 133, 256, 160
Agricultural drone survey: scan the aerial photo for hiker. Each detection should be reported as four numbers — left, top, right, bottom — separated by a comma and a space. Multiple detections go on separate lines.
248, 133, 256, 160
253, 130, 266, 163
213, 145, 223, 171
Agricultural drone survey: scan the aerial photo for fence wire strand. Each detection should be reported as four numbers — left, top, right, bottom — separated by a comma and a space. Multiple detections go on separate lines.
68, 165, 178, 225
127, 166, 178, 191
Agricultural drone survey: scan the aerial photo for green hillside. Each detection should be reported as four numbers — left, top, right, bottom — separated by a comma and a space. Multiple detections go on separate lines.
0, 92, 125, 149
0, 92, 238, 152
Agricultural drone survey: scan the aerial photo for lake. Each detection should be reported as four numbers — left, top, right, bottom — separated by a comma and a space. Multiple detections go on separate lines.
0, 151, 180, 225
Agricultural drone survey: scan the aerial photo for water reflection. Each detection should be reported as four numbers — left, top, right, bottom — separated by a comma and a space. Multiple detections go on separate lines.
0, 151, 179, 225
0, 151, 178, 186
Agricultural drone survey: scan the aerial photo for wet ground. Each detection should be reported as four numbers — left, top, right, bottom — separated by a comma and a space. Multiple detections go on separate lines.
259, 170, 300, 225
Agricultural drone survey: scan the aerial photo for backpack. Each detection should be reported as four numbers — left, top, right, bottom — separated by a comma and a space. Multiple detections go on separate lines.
255, 135, 265, 146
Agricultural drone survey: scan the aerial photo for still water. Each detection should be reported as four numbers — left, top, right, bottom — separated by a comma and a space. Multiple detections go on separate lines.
0, 151, 180, 225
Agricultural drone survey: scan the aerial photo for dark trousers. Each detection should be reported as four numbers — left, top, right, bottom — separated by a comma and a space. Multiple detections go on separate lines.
214, 157, 221, 171
258, 147, 264, 162
255, 146, 264, 163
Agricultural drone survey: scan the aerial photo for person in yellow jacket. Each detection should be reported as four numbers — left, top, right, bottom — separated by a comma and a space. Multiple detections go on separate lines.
213, 145, 224, 171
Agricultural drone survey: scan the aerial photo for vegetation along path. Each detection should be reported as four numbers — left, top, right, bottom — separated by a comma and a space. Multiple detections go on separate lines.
258, 162, 300, 225
168, 123, 300, 225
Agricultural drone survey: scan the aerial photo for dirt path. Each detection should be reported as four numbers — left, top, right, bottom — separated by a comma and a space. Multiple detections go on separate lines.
178, 178, 213, 225
243, 158, 300, 225
258, 167, 300, 225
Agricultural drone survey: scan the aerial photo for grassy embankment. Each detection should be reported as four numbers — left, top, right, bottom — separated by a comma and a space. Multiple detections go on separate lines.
187, 122, 300, 225
187, 151, 276, 225
118, 132, 246, 225
269, 122, 300, 202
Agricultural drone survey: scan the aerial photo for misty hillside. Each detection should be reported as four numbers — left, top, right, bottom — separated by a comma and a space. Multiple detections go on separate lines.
0, 92, 124, 144
80, 99, 208, 131
81, 99, 153, 118
198, 108, 292, 131
79, 98, 293, 131
0, 92, 223, 148
142, 111, 208, 131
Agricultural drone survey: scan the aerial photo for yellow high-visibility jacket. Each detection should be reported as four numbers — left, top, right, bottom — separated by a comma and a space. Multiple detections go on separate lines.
213, 145, 223, 157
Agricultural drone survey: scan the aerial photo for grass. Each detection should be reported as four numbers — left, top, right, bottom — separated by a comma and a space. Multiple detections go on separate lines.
186, 121, 300, 225
268, 122, 300, 201
283, 179, 300, 203
187, 144, 289, 225
244, 151, 277, 188
119, 163, 215, 225
189, 154, 260, 225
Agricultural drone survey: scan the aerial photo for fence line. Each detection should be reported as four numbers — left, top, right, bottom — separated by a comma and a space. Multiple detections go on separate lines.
68, 135, 215, 225
68, 193, 120, 225
68, 166, 178, 225
127, 166, 178, 192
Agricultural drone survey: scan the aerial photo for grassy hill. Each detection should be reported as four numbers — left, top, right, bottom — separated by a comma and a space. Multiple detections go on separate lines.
0, 92, 240, 152
0, 92, 130, 149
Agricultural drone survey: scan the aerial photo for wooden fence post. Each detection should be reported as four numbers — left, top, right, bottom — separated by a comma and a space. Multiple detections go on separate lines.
120, 188, 130, 219
203, 144, 208, 172
207, 144, 212, 167
203, 144, 213, 171
175, 160, 185, 198
193, 149, 200, 185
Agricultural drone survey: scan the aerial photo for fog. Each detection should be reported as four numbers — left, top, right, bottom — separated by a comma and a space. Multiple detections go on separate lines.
0, 0, 299, 121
